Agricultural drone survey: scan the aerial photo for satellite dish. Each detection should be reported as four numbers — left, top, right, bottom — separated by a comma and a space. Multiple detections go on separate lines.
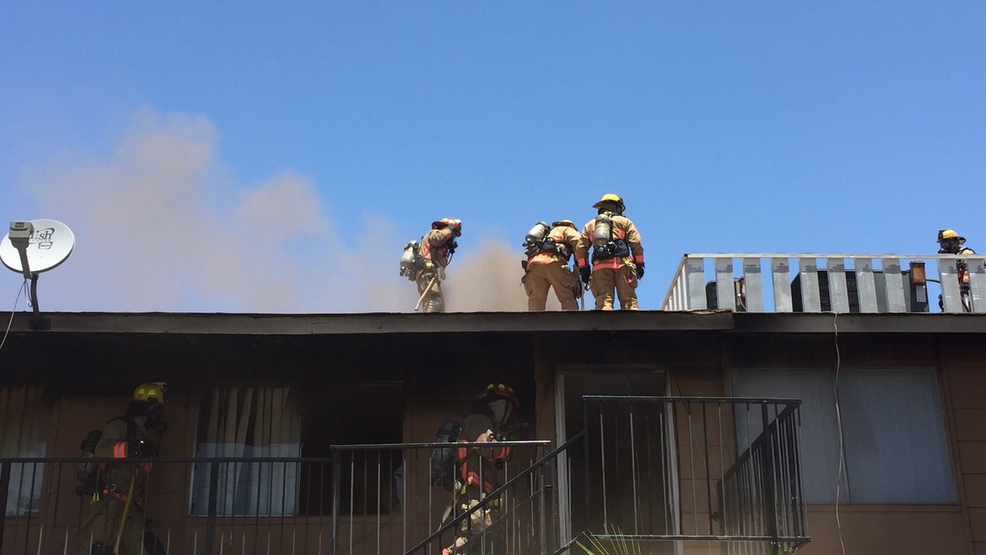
0, 219, 74, 330
0, 219, 75, 274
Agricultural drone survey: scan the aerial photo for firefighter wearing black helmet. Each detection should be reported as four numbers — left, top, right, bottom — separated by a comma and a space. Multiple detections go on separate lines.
575, 194, 645, 310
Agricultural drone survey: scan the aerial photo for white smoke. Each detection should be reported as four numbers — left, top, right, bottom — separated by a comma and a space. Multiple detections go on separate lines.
14, 109, 546, 313
444, 239, 530, 312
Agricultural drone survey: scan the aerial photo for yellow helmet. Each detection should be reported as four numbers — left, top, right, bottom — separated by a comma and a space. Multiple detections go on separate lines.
938, 229, 966, 244
551, 219, 577, 229
133, 382, 167, 404
592, 193, 625, 214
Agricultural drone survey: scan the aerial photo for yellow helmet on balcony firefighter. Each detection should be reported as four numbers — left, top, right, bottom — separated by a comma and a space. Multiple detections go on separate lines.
133, 382, 167, 405
551, 220, 577, 230
592, 193, 625, 215
938, 229, 967, 254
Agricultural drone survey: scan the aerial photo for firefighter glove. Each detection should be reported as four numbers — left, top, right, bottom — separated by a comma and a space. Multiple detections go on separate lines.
636, 263, 645, 279
579, 266, 591, 285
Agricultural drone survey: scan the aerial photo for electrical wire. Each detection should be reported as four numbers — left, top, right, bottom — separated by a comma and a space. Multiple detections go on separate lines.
0, 279, 27, 355
832, 312, 847, 555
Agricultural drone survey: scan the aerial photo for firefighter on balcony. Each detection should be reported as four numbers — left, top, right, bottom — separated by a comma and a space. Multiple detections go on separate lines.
443, 384, 521, 555
413, 218, 462, 313
938, 229, 976, 312
575, 194, 645, 310
64, 382, 168, 555
522, 220, 582, 311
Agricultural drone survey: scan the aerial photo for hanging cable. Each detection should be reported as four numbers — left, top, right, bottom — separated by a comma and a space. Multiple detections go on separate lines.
832, 312, 847, 555
0, 279, 28, 355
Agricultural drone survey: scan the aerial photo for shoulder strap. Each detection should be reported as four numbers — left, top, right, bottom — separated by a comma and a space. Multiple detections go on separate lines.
107, 416, 139, 442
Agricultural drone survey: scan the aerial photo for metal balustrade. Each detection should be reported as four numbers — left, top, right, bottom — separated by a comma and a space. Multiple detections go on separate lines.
2, 397, 808, 555
662, 253, 986, 313
578, 396, 807, 554
0, 441, 551, 555
719, 401, 807, 555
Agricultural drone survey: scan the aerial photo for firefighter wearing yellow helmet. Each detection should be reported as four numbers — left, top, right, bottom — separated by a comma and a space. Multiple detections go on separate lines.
937, 229, 971, 255
414, 218, 462, 313
521, 219, 582, 311
575, 194, 645, 310
64, 382, 168, 554
937, 229, 976, 312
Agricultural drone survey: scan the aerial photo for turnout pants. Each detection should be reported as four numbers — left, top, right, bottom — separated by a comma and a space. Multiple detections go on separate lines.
416, 270, 445, 313
62, 497, 165, 555
445, 498, 493, 554
523, 262, 579, 311
589, 264, 639, 310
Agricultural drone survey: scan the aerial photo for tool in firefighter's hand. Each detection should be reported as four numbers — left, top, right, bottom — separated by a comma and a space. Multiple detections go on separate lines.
113, 471, 138, 554
441, 498, 457, 524
414, 275, 438, 311
579, 265, 591, 286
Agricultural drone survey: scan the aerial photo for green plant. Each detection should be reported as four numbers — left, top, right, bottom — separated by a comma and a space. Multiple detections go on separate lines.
574, 528, 641, 555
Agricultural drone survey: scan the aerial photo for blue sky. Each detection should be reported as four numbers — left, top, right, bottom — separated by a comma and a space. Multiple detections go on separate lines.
1, 2, 983, 313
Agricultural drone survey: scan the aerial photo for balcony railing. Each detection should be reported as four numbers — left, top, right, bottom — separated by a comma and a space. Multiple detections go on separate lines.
2, 397, 807, 554
662, 253, 986, 313
0, 441, 552, 555
577, 396, 808, 554
718, 400, 807, 554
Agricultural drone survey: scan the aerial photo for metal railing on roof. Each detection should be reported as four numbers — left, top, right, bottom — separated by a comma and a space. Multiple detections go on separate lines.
661, 254, 986, 314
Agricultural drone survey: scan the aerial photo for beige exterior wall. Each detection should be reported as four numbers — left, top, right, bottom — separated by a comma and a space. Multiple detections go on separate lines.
942, 336, 986, 555
721, 334, 978, 555
5, 330, 986, 554
802, 507, 967, 554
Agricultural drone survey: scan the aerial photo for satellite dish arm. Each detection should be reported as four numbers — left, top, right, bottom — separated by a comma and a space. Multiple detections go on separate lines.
17, 250, 32, 281
30, 273, 41, 314
9, 221, 34, 280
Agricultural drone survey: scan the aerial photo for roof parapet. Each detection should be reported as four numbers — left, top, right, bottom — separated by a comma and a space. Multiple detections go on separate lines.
662, 253, 986, 314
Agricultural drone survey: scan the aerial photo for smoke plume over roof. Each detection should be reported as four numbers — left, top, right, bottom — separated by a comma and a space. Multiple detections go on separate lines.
14, 110, 553, 313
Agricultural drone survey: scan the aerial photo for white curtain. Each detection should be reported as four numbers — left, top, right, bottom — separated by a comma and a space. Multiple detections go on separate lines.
190, 387, 301, 516
732, 368, 955, 503
0, 386, 49, 516
732, 369, 848, 504
838, 369, 955, 503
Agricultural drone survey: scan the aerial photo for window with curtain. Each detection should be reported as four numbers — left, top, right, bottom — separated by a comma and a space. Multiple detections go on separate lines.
732, 367, 956, 504
0, 386, 51, 516
189, 387, 301, 516
189, 383, 405, 517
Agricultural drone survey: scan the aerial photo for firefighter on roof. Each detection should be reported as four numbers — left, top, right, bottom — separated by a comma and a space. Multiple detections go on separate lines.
522, 220, 582, 311
63, 382, 168, 555
576, 194, 645, 310
938, 229, 976, 312
413, 218, 462, 313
